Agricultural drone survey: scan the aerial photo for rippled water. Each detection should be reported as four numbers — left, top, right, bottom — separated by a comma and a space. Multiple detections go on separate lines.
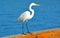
0, 0, 60, 37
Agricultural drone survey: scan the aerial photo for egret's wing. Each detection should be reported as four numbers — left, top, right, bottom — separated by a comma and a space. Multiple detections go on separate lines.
17, 11, 30, 22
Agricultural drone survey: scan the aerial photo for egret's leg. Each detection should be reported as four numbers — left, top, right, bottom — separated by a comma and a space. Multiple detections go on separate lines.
22, 23, 25, 34
26, 22, 32, 34
26, 22, 29, 33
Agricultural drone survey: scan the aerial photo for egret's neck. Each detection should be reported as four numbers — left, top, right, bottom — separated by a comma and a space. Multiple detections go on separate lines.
29, 4, 34, 19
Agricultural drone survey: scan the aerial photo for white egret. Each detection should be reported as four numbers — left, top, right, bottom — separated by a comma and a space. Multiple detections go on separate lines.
17, 3, 40, 34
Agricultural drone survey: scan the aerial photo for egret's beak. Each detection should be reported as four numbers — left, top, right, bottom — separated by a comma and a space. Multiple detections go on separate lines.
35, 4, 40, 6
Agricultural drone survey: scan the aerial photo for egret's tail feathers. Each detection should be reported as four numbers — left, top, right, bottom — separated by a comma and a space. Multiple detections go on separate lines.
17, 19, 21, 23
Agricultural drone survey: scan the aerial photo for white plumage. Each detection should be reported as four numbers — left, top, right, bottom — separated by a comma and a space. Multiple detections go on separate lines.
17, 3, 40, 34
18, 11, 30, 22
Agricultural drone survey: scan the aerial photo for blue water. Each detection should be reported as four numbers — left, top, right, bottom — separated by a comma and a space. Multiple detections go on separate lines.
0, 0, 60, 37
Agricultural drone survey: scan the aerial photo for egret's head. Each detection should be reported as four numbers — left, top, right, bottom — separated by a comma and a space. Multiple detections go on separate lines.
31, 3, 40, 6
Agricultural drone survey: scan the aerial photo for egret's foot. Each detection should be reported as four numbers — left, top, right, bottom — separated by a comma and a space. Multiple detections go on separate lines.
26, 32, 32, 34
22, 33, 26, 35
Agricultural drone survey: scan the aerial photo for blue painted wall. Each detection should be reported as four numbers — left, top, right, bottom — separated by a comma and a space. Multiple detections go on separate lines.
0, 0, 60, 37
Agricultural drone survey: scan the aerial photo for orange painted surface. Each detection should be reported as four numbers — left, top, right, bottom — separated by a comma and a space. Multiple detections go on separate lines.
10, 29, 60, 38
